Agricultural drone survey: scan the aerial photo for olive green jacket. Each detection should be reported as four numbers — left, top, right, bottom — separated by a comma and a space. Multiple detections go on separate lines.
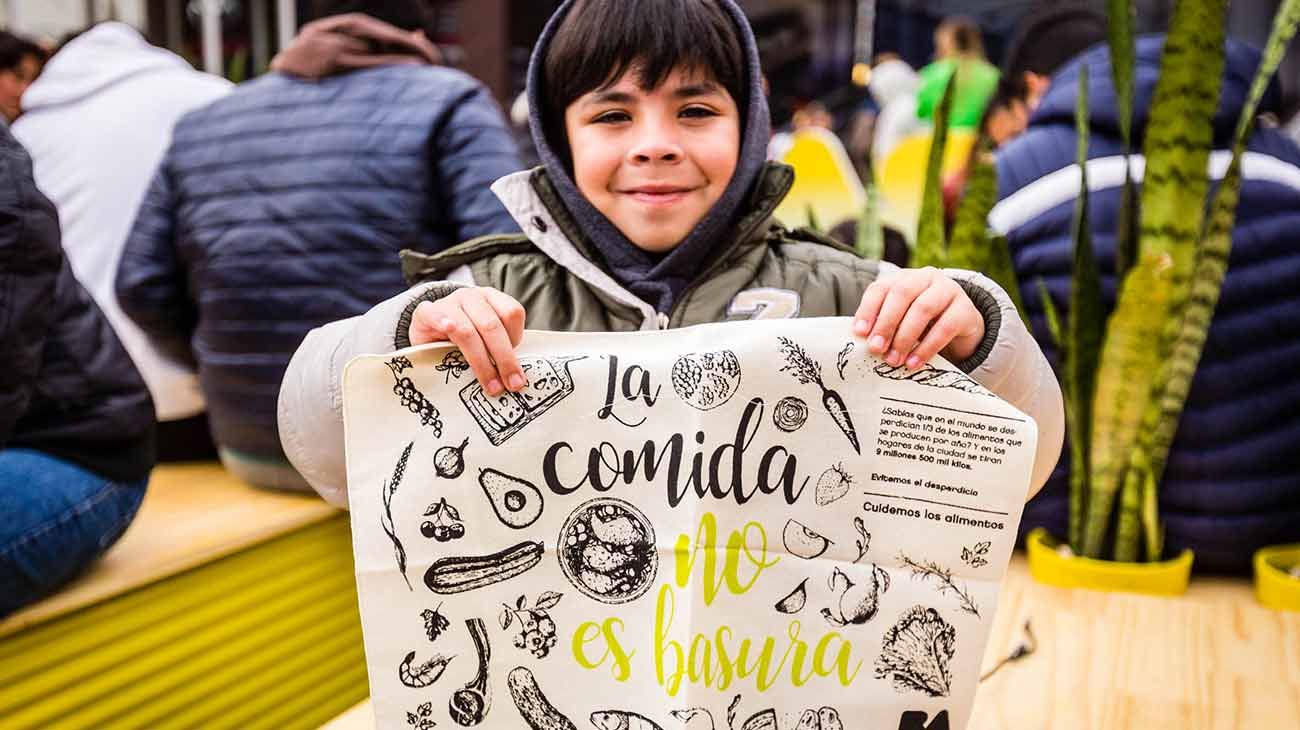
279, 165, 1063, 508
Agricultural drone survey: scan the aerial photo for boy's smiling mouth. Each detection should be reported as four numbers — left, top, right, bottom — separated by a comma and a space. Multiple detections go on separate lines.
620, 184, 701, 206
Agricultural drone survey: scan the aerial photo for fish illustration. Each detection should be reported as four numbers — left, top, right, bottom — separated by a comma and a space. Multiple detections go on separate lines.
590, 710, 665, 730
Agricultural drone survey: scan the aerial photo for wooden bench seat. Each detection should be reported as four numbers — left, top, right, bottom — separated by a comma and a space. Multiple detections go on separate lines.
0, 463, 369, 730
321, 556, 1300, 730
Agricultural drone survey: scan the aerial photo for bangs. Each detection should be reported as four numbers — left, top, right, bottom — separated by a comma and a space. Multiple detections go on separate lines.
540, 0, 746, 157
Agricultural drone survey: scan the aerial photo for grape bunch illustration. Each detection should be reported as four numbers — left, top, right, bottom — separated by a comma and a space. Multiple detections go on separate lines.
386, 356, 443, 436
500, 591, 563, 659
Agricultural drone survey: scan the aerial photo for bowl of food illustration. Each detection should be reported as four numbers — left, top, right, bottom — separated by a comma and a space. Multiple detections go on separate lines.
558, 498, 657, 604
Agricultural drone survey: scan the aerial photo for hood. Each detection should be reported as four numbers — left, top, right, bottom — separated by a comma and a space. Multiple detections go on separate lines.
1031, 34, 1282, 148
523, 0, 772, 314
21, 22, 196, 112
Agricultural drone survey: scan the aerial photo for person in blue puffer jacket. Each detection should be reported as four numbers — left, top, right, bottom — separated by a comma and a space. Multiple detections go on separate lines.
990, 35, 1300, 573
117, 0, 523, 491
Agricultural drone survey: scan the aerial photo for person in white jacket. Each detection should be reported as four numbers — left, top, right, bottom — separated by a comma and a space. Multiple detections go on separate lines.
12, 22, 231, 460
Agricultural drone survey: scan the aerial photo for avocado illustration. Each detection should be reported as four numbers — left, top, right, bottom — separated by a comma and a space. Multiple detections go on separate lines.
478, 468, 544, 529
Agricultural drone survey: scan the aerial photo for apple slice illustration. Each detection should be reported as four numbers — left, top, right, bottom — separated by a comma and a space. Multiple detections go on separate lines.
782, 519, 833, 560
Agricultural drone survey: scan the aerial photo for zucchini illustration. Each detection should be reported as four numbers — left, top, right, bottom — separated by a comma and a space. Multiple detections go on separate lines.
507, 666, 577, 730
425, 541, 544, 594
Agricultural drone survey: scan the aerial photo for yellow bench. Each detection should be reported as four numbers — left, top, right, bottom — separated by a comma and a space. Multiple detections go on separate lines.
0, 464, 369, 730
321, 556, 1300, 730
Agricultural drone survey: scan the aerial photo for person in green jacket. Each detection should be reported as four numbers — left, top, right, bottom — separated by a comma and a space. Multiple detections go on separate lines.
276, 0, 1064, 510
915, 17, 1000, 129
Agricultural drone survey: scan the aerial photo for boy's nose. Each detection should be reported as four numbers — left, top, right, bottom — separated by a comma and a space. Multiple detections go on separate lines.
627, 123, 683, 164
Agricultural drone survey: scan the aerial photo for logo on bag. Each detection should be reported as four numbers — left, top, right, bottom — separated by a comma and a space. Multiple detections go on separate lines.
898, 710, 950, 730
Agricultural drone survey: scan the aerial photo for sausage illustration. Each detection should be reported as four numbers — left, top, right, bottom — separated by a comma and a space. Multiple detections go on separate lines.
425, 541, 543, 594
507, 666, 577, 730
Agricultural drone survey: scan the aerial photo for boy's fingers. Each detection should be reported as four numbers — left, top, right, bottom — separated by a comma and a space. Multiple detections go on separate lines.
854, 279, 890, 338
907, 306, 966, 370
440, 310, 500, 395
889, 284, 956, 366
868, 274, 930, 359
483, 288, 527, 347
409, 301, 451, 346
461, 294, 522, 393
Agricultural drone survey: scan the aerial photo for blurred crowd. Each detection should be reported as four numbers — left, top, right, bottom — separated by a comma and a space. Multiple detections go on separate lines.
1, 0, 1298, 619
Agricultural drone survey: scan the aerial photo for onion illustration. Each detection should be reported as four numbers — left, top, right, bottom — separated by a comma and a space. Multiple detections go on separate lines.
434, 438, 469, 479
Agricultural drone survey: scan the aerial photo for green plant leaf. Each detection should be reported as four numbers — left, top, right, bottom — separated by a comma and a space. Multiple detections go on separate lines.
1067, 66, 1105, 555
1115, 172, 1139, 281
805, 203, 821, 233
1113, 461, 1143, 562
913, 73, 956, 267
1037, 280, 1062, 350
1107, 0, 1137, 152
1086, 0, 1227, 559
856, 173, 885, 260
1107, 0, 1138, 280
982, 233, 1029, 328
947, 138, 996, 265
1135, 0, 1300, 557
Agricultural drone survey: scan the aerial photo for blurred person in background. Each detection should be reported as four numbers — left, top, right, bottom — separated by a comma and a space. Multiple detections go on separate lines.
117, 0, 522, 492
0, 29, 46, 123
867, 53, 922, 174
915, 17, 999, 130
993, 33, 1300, 572
1, 124, 155, 618
11, 22, 232, 462
986, 4, 1109, 147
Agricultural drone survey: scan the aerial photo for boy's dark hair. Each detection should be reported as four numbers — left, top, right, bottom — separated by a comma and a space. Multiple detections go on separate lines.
539, 0, 746, 161
978, 73, 1029, 139
310, 0, 430, 33
937, 17, 985, 59
1002, 4, 1106, 80
0, 30, 47, 72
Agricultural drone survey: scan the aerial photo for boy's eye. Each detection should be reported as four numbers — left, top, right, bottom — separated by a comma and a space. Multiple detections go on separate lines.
593, 111, 631, 124
680, 106, 719, 119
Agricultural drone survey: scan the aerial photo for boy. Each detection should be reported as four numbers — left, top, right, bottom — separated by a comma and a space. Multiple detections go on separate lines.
278, 0, 1063, 509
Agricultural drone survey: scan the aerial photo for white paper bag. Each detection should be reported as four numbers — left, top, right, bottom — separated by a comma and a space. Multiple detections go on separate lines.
342, 317, 1036, 730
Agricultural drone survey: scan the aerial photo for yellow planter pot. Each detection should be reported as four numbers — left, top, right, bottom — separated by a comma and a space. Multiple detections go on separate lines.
1254, 544, 1300, 612
1025, 527, 1194, 596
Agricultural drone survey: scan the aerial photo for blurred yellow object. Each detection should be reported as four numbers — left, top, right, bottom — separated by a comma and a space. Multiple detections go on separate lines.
772, 126, 865, 231
1025, 527, 1194, 597
875, 127, 976, 240
1255, 543, 1300, 612
852, 62, 872, 87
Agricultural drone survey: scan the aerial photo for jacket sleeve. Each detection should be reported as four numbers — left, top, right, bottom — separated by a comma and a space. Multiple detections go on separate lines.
0, 147, 61, 444
279, 280, 468, 508
115, 153, 198, 366
944, 268, 1066, 502
428, 83, 523, 242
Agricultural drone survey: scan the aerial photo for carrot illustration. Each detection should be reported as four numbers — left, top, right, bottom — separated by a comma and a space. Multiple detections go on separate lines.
778, 337, 860, 453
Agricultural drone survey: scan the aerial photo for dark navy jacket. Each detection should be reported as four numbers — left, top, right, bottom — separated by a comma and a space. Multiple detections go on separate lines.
117, 65, 522, 463
1, 124, 155, 482
993, 36, 1300, 573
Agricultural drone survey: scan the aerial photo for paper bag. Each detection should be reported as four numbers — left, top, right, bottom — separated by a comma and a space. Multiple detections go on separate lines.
342, 317, 1036, 730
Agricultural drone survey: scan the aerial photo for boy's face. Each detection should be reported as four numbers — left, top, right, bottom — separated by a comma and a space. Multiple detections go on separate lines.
564, 65, 740, 253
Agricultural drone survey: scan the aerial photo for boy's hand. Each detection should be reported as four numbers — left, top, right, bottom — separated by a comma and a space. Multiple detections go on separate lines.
409, 288, 528, 396
852, 268, 985, 369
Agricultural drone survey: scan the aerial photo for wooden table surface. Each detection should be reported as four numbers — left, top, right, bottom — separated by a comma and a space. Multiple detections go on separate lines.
322, 555, 1300, 730
0, 463, 337, 637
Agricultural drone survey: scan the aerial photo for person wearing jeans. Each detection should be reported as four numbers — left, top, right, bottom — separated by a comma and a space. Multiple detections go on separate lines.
0, 123, 155, 618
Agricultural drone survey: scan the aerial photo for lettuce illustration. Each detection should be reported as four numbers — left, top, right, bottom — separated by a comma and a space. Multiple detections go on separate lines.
874, 606, 956, 697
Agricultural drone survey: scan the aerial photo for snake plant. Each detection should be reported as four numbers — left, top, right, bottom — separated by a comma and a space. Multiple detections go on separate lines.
946, 0, 1300, 562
